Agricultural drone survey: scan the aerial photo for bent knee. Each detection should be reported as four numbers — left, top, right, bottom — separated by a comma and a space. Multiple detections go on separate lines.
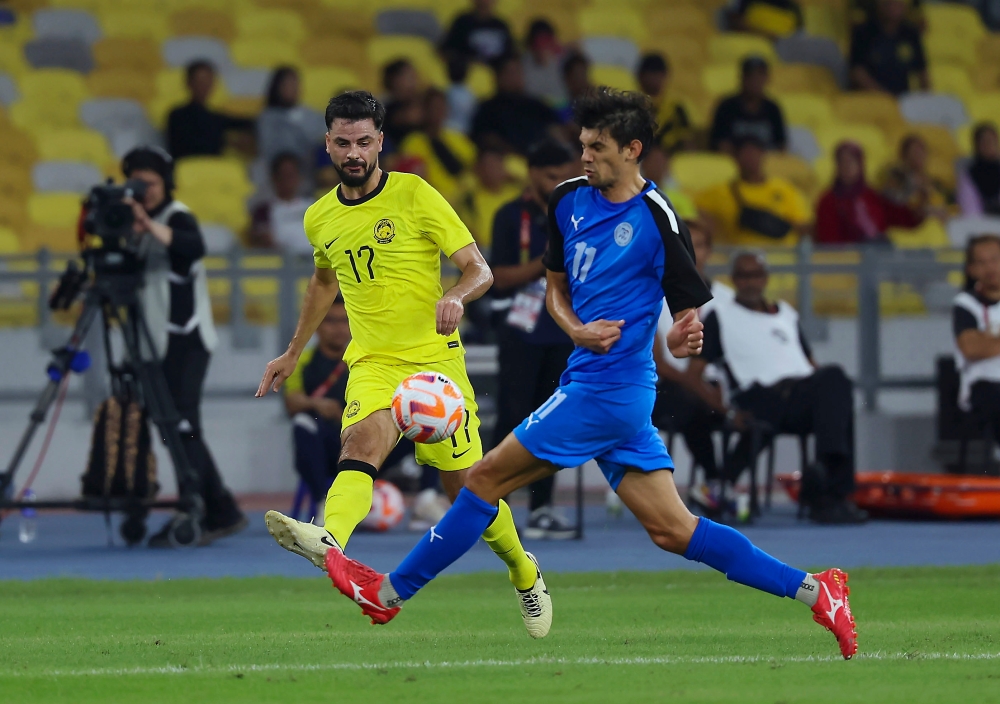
645, 517, 697, 555
464, 455, 503, 501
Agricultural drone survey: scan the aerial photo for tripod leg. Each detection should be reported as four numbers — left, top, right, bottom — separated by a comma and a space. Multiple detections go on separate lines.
0, 297, 102, 499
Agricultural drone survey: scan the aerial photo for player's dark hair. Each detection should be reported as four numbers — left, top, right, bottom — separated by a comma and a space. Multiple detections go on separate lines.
325, 90, 386, 131
573, 87, 657, 162
185, 59, 215, 83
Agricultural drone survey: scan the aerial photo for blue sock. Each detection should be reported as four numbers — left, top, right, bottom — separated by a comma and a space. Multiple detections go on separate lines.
389, 487, 498, 600
684, 518, 806, 598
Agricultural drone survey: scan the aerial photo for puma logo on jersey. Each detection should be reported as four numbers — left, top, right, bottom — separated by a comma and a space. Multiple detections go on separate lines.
571, 214, 585, 231
429, 525, 443, 542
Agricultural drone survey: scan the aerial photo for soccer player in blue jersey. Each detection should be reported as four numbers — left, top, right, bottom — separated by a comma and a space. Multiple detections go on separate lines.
325, 88, 858, 659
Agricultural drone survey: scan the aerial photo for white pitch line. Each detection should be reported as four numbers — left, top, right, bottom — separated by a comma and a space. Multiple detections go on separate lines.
3, 652, 1000, 679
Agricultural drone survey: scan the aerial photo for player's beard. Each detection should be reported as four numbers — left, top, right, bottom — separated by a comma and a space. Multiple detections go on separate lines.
334, 158, 378, 188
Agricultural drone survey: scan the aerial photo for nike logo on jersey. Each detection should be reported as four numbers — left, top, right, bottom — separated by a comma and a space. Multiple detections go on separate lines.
351, 581, 387, 610
324, 239, 337, 249
821, 582, 844, 623
429, 525, 443, 542
451, 448, 471, 459
571, 214, 585, 231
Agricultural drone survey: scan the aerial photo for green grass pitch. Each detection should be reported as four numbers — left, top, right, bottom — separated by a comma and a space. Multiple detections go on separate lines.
2, 566, 999, 703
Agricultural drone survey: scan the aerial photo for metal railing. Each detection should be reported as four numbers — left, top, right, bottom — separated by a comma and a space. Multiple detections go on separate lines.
0, 241, 967, 410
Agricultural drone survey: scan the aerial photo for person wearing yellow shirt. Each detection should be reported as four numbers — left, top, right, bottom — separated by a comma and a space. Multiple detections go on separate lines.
695, 135, 811, 248
455, 147, 524, 251
636, 53, 694, 155
399, 88, 477, 204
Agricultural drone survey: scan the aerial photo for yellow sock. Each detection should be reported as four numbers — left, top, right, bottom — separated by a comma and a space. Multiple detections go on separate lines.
482, 499, 536, 590
323, 470, 374, 549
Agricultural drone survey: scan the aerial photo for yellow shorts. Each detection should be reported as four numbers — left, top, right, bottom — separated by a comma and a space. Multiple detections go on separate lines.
342, 356, 482, 471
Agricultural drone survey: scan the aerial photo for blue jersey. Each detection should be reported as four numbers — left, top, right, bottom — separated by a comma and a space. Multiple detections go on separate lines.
542, 177, 712, 388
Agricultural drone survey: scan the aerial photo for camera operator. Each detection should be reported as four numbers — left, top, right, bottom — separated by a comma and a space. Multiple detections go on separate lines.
121, 146, 247, 547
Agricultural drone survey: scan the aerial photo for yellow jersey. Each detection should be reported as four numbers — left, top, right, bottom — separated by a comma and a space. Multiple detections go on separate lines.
694, 177, 811, 248
305, 171, 475, 366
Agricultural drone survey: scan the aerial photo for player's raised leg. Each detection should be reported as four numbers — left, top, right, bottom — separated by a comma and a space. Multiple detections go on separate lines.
613, 468, 858, 659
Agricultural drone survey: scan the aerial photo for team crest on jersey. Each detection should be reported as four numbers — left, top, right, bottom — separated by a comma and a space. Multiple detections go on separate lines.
614, 222, 633, 247
345, 400, 361, 418
373, 218, 395, 244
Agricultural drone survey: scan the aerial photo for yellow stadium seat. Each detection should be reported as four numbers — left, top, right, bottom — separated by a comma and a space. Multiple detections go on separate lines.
892, 124, 960, 169
300, 36, 370, 74
967, 92, 1000, 126
802, 4, 848, 48
9, 102, 79, 132
777, 93, 833, 131
21, 224, 78, 253
34, 128, 114, 166
92, 37, 163, 73
765, 152, 820, 202
925, 31, 977, 68
770, 64, 839, 95
170, 9, 237, 42
0, 166, 31, 202
591, 65, 638, 92
643, 35, 707, 71
175, 157, 253, 197
87, 69, 158, 103
367, 36, 447, 87
301, 67, 362, 111
230, 38, 301, 69
701, 63, 739, 99
647, 7, 713, 37
930, 64, 975, 103
831, 92, 903, 137
672, 152, 737, 193
0, 127, 38, 170
0, 40, 30, 77
0, 226, 20, 254
173, 192, 249, 231
978, 34, 1000, 66
814, 124, 889, 174
708, 33, 777, 64
0, 196, 28, 231
577, 8, 646, 43
100, 11, 171, 41
28, 193, 83, 228
236, 8, 307, 43
18, 69, 89, 107
925, 3, 985, 43
466, 63, 496, 100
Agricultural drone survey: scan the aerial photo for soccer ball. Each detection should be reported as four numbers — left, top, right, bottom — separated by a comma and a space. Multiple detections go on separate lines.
361, 480, 405, 532
391, 371, 465, 443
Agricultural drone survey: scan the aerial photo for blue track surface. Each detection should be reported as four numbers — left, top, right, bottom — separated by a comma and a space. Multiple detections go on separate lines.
2, 505, 999, 581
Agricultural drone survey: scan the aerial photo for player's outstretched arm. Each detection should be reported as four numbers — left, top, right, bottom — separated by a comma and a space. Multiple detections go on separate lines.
437, 243, 493, 336
667, 308, 704, 359
546, 270, 623, 355
255, 266, 340, 396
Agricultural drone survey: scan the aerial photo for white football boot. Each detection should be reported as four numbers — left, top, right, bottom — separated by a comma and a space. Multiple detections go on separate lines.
264, 510, 342, 570
516, 552, 552, 639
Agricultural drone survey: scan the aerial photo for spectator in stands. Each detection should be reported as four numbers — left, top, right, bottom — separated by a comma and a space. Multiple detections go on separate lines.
958, 123, 1000, 217
557, 51, 593, 132
381, 59, 424, 151
709, 56, 787, 154
257, 67, 327, 192
880, 134, 950, 219
523, 19, 567, 106
440, 0, 514, 66
456, 147, 523, 249
470, 54, 560, 154
697, 251, 867, 524
637, 53, 693, 155
815, 141, 923, 244
653, 221, 736, 515
248, 153, 314, 254
849, 0, 928, 95
445, 56, 477, 134
400, 88, 476, 203
166, 60, 254, 160
695, 135, 811, 247
850, 0, 924, 31
954, 235, 1000, 450
727, 0, 804, 40
641, 145, 698, 221
490, 139, 578, 538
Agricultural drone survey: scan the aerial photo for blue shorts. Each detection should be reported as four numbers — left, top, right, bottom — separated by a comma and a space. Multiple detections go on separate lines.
513, 381, 674, 491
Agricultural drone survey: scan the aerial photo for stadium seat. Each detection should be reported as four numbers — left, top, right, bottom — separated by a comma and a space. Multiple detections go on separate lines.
33, 9, 103, 46
966, 92, 1000, 126
236, 9, 306, 43
642, 34, 707, 71
0, 73, 20, 107
92, 37, 163, 73
24, 37, 94, 74
0, 42, 29, 78
175, 157, 253, 198
591, 65, 638, 92
220, 66, 269, 98
581, 37, 641, 72
924, 3, 986, 43
32, 161, 104, 194
376, 9, 442, 43
892, 124, 960, 169
466, 62, 496, 100
300, 36, 370, 74
765, 152, 819, 202
79, 97, 160, 157
774, 35, 848, 88
577, 7, 646, 43
646, 7, 713, 38
20, 224, 78, 253
367, 36, 447, 87
708, 33, 777, 64
0, 196, 28, 231
34, 128, 114, 166
672, 152, 737, 193
28, 193, 84, 228
924, 31, 976, 68
898, 93, 968, 132
18, 68, 89, 106
86, 69, 158, 103
162, 37, 232, 71
0, 226, 20, 253
0, 126, 38, 171
301, 67, 362, 111
0, 166, 31, 202
201, 223, 237, 254
929, 64, 975, 104
770, 63, 840, 95
230, 38, 301, 69
169, 9, 237, 42
802, 3, 848, 48
701, 63, 739, 99
99, 10, 171, 41
788, 125, 821, 163
814, 124, 889, 175
831, 93, 903, 137
778, 93, 833, 132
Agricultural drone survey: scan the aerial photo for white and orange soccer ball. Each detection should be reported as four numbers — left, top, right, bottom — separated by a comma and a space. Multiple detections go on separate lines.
361, 479, 405, 532
391, 371, 465, 444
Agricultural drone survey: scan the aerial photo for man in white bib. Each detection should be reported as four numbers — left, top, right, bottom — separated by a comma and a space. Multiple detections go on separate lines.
693, 251, 866, 524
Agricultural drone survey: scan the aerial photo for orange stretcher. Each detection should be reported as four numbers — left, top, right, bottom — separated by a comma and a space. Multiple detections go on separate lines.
777, 471, 1000, 519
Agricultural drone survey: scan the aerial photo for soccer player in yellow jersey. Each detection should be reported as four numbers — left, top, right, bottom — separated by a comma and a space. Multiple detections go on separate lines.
255, 91, 550, 637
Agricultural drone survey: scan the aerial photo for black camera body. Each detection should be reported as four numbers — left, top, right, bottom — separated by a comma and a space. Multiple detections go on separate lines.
82, 178, 149, 251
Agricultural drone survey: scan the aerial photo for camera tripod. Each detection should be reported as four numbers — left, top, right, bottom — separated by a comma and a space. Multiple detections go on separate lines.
0, 267, 205, 547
